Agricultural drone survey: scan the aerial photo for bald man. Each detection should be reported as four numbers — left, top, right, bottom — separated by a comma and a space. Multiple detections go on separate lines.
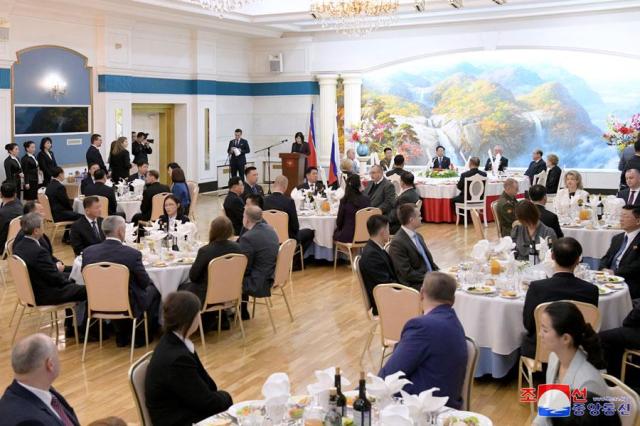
364, 164, 396, 215
0, 333, 80, 425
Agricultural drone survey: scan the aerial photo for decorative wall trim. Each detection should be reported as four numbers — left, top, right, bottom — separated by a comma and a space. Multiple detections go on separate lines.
0, 69, 10, 89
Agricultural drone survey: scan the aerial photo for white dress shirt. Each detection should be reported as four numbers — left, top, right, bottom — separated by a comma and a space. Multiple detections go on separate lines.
16, 381, 60, 420
627, 188, 640, 205
173, 331, 195, 354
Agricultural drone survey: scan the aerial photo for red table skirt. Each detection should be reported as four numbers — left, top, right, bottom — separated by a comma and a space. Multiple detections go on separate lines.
421, 194, 524, 224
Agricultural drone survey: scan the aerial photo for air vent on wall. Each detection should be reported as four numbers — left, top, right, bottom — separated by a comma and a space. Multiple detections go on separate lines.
269, 53, 283, 73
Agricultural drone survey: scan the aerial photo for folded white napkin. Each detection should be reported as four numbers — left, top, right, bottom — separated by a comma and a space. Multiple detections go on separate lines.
493, 236, 515, 255
176, 222, 197, 238
536, 236, 550, 262
125, 223, 136, 244
261, 372, 290, 399
105, 179, 113, 187
380, 404, 414, 426
306, 367, 351, 410
367, 371, 412, 409
400, 387, 449, 419
471, 240, 490, 261
232, 147, 241, 156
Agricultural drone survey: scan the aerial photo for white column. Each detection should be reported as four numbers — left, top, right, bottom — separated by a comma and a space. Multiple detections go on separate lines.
342, 73, 362, 152
316, 74, 339, 164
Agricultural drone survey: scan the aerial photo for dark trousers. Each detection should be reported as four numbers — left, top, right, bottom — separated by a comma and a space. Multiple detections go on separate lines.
23, 182, 38, 201
37, 283, 87, 330
297, 229, 315, 254
229, 160, 245, 180
600, 326, 640, 380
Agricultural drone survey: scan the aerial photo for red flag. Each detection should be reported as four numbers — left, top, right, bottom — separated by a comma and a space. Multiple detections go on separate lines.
307, 104, 318, 167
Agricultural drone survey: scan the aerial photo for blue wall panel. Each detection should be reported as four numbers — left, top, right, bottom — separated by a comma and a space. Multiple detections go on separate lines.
0, 68, 9, 89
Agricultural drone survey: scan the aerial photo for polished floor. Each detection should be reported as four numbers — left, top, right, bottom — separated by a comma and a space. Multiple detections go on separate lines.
0, 193, 533, 425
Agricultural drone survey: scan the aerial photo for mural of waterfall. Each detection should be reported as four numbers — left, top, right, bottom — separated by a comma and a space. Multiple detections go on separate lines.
362, 49, 640, 169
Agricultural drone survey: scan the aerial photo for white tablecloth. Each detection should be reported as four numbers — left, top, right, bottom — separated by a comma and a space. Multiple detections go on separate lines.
73, 197, 142, 222
414, 175, 530, 199
561, 227, 621, 259
298, 214, 337, 250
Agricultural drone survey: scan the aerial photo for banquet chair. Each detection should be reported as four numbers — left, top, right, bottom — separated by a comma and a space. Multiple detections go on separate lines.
263, 209, 304, 271
8, 255, 79, 345
251, 239, 296, 334
532, 170, 547, 187
602, 374, 640, 426
354, 256, 380, 367
129, 351, 154, 426
0, 216, 20, 288
37, 193, 74, 243
198, 253, 247, 347
64, 183, 80, 200
373, 283, 421, 369
470, 210, 485, 240
333, 207, 382, 271
415, 199, 422, 214
454, 174, 488, 228
187, 180, 199, 222
490, 200, 502, 238
82, 262, 149, 362
461, 336, 479, 411
139, 192, 171, 227
95, 195, 109, 218
621, 349, 640, 383
7, 216, 21, 244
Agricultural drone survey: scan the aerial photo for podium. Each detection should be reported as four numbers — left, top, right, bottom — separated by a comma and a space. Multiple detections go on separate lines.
279, 153, 306, 194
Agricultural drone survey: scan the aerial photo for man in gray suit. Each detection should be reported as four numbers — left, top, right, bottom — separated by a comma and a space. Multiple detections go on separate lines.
364, 164, 396, 215
238, 205, 279, 320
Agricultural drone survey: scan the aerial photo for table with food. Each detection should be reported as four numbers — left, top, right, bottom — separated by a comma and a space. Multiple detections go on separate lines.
292, 187, 341, 262
73, 179, 145, 222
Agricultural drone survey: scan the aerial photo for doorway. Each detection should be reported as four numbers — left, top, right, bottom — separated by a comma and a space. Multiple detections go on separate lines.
132, 104, 176, 184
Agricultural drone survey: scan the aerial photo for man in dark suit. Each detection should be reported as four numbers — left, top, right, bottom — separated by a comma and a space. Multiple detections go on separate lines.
82, 215, 160, 346
132, 170, 170, 224
495, 178, 519, 237
432, 145, 452, 169
484, 145, 508, 172
0, 183, 22, 250
600, 205, 640, 298
242, 166, 264, 201
618, 168, 640, 206
83, 169, 118, 216
227, 128, 250, 179
132, 132, 152, 165
452, 157, 487, 205
524, 149, 547, 184
385, 155, 405, 178
364, 165, 396, 216
80, 163, 100, 195
69, 196, 105, 256
529, 184, 563, 238
620, 140, 640, 190
600, 299, 640, 379
238, 206, 279, 319
128, 161, 149, 182
86, 133, 107, 173
360, 215, 397, 315
45, 167, 81, 223
389, 204, 439, 289
389, 172, 420, 234
297, 166, 326, 194
379, 272, 467, 409
224, 177, 245, 236
0, 333, 80, 425
521, 237, 599, 358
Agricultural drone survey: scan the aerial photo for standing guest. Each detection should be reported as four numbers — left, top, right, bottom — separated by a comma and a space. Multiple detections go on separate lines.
380, 147, 393, 171
529, 184, 563, 238
0, 183, 22, 250
338, 158, 355, 189
346, 148, 360, 174
364, 165, 396, 216
297, 166, 325, 194
227, 129, 250, 180
291, 131, 310, 155
145, 291, 233, 426
45, 167, 81, 223
131, 132, 152, 166
484, 145, 508, 172
619, 142, 637, 172
131, 170, 170, 225
37, 137, 58, 187
432, 145, 452, 170
0, 333, 80, 425
511, 200, 557, 261
618, 168, 640, 206
4, 143, 22, 199
108, 136, 131, 183
553, 170, 590, 212
170, 168, 191, 215
600, 205, 640, 298
545, 154, 562, 195
521, 237, 598, 358
452, 157, 486, 205
81, 163, 100, 195
359, 215, 396, 315
334, 174, 370, 244
389, 172, 420, 234
389, 204, 439, 289
524, 149, 547, 184
83, 169, 118, 216
495, 178, 519, 237
242, 166, 263, 201
157, 195, 190, 231
224, 177, 246, 236
129, 161, 149, 182
20, 141, 39, 201
379, 272, 467, 409
620, 138, 640, 189
385, 155, 405, 178
69, 196, 105, 256
86, 133, 107, 173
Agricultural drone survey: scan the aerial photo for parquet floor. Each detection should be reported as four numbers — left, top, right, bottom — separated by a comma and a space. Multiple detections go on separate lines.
0, 193, 533, 425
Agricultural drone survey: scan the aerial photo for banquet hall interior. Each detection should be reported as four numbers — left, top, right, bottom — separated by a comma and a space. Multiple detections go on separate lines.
1, 0, 640, 425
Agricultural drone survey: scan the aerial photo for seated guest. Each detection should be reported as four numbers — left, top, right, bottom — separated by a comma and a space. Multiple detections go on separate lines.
157, 195, 189, 232
45, 167, 81, 223
432, 145, 451, 170
532, 302, 608, 426
223, 177, 245, 236
242, 166, 263, 201
245, 193, 263, 209
511, 200, 557, 261
170, 167, 191, 216
545, 154, 562, 195
128, 161, 148, 182
359, 215, 396, 315
484, 145, 508, 172
82, 215, 161, 346
0, 183, 22, 250
385, 155, 405, 178
618, 168, 640, 206
145, 291, 233, 426
521, 237, 598, 358
346, 148, 360, 175
620, 138, 640, 189
334, 174, 370, 243
524, 149, 547, 184
495, 178, 519, 237
167, 162, 181, 177
83, 169, 118, 216
238, 206, 279, 319
529, 184, 563, 238
389, 204, 439, 290
15, 201, 66, 271
0, 333, 80, 425
364, 165, 396, 215
452, 157, 486, 205
379, 272, 467, 409
380, 147, 393, 171
389, 172, 420, 234
600, 293, 640, 379
69, 196, 105, 256
600, 205, 640, 298
132, 170, 170, 224
297, 166, 325, 194
81, 163, 100, 195
553, 170, 589, 211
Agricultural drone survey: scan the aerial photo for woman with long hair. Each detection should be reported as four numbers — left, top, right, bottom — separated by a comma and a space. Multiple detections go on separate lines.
333, 174, 370, 243
20, 141, 39, 200
108, 136, 131, 183
511, 200, 557, 260
4, 143, 22, 198
157, 194, 189, 232
37, 137, 58, 186
170, 167, 191, 215
291, 131, 310, 155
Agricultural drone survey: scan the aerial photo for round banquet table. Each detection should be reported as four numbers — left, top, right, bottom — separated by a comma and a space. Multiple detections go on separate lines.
561, 226, 621, 269
298, 213, 337, 261
453, 285, 633, 378
73, 197, 142, 222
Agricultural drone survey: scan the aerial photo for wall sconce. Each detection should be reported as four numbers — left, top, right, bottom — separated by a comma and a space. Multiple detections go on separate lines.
41, 73, 67, 100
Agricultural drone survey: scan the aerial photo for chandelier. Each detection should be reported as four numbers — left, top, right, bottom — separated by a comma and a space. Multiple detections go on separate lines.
183, 0, 260, 17
310, 0, 400, 37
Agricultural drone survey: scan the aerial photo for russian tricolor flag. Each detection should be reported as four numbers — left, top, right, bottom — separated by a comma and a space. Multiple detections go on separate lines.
328, 114, 340, 186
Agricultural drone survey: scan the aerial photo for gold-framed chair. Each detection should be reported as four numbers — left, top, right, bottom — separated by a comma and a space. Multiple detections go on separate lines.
490, 200, 501, 238
461, 336, 480, 411
198, 253, 248, 347
602, 373, 640, 426
7, 216, 21, 244
129, 351, 154, 426
187, 181, 199, 222
263, 209, 304, 272
8, 255, 79, 345
621, 349, 640, 383
64, 183, 80, 200
95, 195, 109, 218
0, 217, 20, 288
82, 262, 149, 362
37, 193, 74, 243
354, 255, 379, 367
333, 207, 382, 271
139, 192, 171, 226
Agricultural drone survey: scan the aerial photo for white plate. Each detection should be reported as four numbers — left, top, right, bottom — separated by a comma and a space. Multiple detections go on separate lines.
465, 286, 496, 295
228, 400, 264, 419
598, 286, 614, 296
437, 410, 493, 426
596, 275, 625, 284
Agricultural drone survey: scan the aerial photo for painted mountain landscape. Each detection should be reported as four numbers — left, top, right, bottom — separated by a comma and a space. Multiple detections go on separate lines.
362, 50, 640, 169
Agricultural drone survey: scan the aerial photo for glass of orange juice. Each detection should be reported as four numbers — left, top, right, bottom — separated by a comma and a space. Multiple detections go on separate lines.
579, 209, 591, 221
490, 258, 501, 275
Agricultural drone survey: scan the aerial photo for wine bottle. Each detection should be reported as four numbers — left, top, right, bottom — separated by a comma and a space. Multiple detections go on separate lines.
324, 387, 342, 426
528, 240, 538, 266
353, 372, 371, 426
597, 196, 604, 221
334, 367, 346, 417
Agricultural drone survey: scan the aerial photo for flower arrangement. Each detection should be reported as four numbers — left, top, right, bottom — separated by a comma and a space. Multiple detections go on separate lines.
428, 169, 458, 178
603, 114, 640, 148
347, 117, 394, 147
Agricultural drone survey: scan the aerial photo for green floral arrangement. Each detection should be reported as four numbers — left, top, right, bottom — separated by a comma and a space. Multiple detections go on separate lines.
428, 169, 458, 178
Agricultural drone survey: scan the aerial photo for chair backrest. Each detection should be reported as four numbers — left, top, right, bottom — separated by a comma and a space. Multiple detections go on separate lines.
187, 181, 199, 218
491, 200, 502, 238
470, 210, 484, 240
7, 255, 36, 306
5, 238, 15, 257
82, 262, 133, 318
461, 336, 480, 411
558, 168, 566, 190
263, 210, 289, 244
533, 170, 547, 186
273, 239, 296, 290
150, 192, 170, 222
128, 351, 154, 426
415, 199, 422, 212
463, 174, 487, 204
7, 216, 21, 243
354, 256, 374, 319
373, 284, 421, 343
95, 195, 109, 219
353, 207, 382, 244
37, 193, 55, 222
388, 175, 402, 195
65, 183, 80, 200
602, 373, 640, 426
204, 253, 248, 308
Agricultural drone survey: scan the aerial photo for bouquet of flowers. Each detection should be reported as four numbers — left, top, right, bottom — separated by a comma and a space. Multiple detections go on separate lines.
428, 169, 458, 178
603, 114, 640, 147
347, 118, 393, 147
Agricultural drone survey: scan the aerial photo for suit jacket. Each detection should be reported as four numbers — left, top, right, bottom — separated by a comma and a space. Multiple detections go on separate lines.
599, 232, 640, 298
621, 156, 640, 188
189, 240, 243, 290
238, 222, 279, 297
388, 228, 439, 289
45, 179, 74, 222
536, 204, 563, 238
227, 138, 250, 165
131, 141, 152, 165
140, 182, 171, 221
69, 216, 105, 256
0, 380, 80, 426
20, 155, 38, 187
291, 142, 310, 155
617, 188, 640, 206
83, 182, 118, 215
380, 158, 392, 171
360, 240, 397, 315
456, 168, 487, 200
14, 231, 59, 264
385, 167, 405, 178
511, 222, 557, 261
334, 194, 370, 243
86, 145, 107, 172
546, 166, 562, 194
242, 182, 264, 201
264, 192, 299, 238
223, 191, 245, 236
364, 178, 396, 215
37, 150, 58, 186
128, 172, 146, 183
495, 192, 518, 237
484, 157, 508, 172
108, 149, 131, 183
379, 305, 467, 409
296, 181, 325, 194
432, 156, 451, 169
525, 159, 547, 183
80, 176, 94, 195
0, 199, 22, 250
3, 156, 22, 192
389, 188, 420, 234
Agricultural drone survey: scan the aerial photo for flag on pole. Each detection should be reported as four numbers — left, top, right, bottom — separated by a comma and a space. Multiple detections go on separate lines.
328, 112, 340, 186
307, 104, 318, 168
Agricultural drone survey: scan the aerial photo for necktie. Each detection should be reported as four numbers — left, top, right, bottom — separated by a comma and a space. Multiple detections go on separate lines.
412, 234, 433, 272
629, 191, 637, 205
613, 234, 629, 271
91, 221, 100, 239
50, 394, 75, 426
438, 158, 442, 168
252, 185, 257, 194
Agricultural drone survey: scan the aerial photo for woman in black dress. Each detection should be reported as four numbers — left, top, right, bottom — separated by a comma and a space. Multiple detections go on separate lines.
108, 136, 131, 183
333, 174, 370, 243
156, 195, 190, 232
3, 143, 22, 198
291, 131, 310, 155
37, 137, 58, 186
20, 141, 39, 201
